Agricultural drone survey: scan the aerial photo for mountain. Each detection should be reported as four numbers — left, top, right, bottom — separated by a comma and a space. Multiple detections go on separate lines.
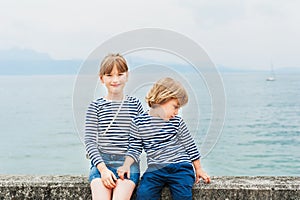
1, 48, 298, 75
0, 48, 81, 75
275, 67, 300, 73
0, 48, 52, 61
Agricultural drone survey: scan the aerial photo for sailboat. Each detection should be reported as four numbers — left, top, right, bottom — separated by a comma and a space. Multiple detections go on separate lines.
266, 62, 276, 81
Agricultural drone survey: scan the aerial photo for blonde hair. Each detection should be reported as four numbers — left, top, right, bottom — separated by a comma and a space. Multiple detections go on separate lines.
146, 77, 188, 107
99, 53, 128, 77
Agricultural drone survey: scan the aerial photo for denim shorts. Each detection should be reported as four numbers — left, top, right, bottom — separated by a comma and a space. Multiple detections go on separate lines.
89, 153, 140, 185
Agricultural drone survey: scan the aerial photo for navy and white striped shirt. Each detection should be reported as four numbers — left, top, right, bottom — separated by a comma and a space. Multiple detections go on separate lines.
85, 96, 144, 167
126, 113, 201, 165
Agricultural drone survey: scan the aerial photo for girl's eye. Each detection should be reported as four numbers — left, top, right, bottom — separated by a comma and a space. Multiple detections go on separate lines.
119, 73, 125, 76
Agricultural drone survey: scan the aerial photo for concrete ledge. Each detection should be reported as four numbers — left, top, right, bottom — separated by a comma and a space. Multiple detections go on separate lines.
0, 175, 299, 200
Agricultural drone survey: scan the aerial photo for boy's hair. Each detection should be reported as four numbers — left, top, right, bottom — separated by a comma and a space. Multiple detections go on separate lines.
99, 53, 128, 77
146, 77, 188, 108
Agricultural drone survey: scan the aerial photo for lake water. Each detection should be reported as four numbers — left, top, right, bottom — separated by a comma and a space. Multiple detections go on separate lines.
0, 72, 299, 176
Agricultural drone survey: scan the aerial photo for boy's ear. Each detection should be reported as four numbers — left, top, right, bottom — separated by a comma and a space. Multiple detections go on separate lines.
126, 72, 129, 81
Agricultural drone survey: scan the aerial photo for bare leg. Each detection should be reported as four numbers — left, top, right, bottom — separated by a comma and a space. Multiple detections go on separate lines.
91, 178, 112, 200
112, 179, 136, 200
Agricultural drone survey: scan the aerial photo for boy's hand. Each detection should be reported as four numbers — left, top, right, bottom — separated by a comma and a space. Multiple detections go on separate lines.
195, 168, 211, 184
192, 159, 210, 184
117, 156, 135, 180
97, 163, 117, 189
117, 165, 130, 180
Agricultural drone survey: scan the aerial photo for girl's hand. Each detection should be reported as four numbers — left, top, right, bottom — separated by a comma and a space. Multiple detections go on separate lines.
195, 168, 211, 184
117, 165, 130, 180
97, 163, 117, 189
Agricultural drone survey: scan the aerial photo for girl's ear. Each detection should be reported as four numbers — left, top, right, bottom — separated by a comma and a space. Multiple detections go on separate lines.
99, 75, 104, 84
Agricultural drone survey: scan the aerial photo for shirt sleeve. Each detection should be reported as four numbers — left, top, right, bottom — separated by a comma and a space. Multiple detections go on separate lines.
178, 119, 201, 161
136, 99, 144, 115
126, 119, 143, 163
84, 101, 103, 166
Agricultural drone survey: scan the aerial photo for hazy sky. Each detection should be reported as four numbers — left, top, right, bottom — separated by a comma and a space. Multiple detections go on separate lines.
0, 0, 299, 70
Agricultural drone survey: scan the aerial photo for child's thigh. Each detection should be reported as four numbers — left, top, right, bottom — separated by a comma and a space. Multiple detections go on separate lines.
168, 163, 195, 200
136, 170, 166, 200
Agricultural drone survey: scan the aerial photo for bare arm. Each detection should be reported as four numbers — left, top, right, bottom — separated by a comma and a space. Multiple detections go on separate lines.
192, 159, 211, 184
117, 156, 135, 179
97, 162, 117, 189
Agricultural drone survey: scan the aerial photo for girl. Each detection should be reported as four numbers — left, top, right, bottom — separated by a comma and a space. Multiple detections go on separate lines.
85, 53, 144, 200
118, 77, 210, 200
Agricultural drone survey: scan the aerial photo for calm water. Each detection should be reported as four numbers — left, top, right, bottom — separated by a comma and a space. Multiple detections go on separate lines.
0, 72, 299, 176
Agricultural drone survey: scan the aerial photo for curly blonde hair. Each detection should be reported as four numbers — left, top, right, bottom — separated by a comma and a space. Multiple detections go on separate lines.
146, 77, 188, 108
99, 53, 128, 77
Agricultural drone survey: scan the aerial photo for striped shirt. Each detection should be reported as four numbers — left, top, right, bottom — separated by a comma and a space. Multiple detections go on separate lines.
126, 113, 201, 165
85, 96, 144, 167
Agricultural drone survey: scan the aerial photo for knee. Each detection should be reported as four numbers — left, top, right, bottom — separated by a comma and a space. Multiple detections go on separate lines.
135, 184, 161, 200
136, 184, 149, 196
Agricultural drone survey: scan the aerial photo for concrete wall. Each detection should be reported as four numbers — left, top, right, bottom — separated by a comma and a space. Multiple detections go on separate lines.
0, 175, 299, 200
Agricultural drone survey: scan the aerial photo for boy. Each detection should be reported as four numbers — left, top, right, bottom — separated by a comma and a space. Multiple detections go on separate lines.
117, 77, 210, 200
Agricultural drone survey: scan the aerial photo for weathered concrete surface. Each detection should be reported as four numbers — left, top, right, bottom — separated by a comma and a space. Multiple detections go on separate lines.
0, 175, 299, 200
191, 176, 300, 200
0, 175, 90, 200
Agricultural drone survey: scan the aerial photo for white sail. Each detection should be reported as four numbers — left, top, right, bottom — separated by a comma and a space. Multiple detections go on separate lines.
266, 61, 275, 81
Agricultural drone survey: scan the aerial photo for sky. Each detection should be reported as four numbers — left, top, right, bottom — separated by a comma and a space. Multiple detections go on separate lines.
0, 0, 299, 70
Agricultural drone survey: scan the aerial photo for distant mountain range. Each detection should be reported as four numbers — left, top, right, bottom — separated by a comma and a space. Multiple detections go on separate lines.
0, 48, 52, 61
0, 48, 81, 75
0, 48, 299, 75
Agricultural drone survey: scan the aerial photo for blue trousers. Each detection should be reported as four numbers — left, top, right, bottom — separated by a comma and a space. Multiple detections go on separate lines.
136, 162, 195, 200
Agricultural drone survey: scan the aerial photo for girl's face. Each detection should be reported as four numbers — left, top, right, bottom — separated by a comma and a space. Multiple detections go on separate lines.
100, 65, 128, 97
160, 98, 180, 120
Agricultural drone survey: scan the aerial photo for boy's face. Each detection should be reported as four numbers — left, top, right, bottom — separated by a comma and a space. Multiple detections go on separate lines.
160, 99, 180, 120
100, 65, 128, 96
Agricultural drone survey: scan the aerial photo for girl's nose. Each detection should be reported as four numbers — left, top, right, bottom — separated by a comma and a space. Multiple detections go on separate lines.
112, 75, 119, 82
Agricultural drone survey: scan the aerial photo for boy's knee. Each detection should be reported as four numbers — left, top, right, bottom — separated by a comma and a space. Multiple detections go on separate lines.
136, 185, 149, 196
135, 185, 160, 200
